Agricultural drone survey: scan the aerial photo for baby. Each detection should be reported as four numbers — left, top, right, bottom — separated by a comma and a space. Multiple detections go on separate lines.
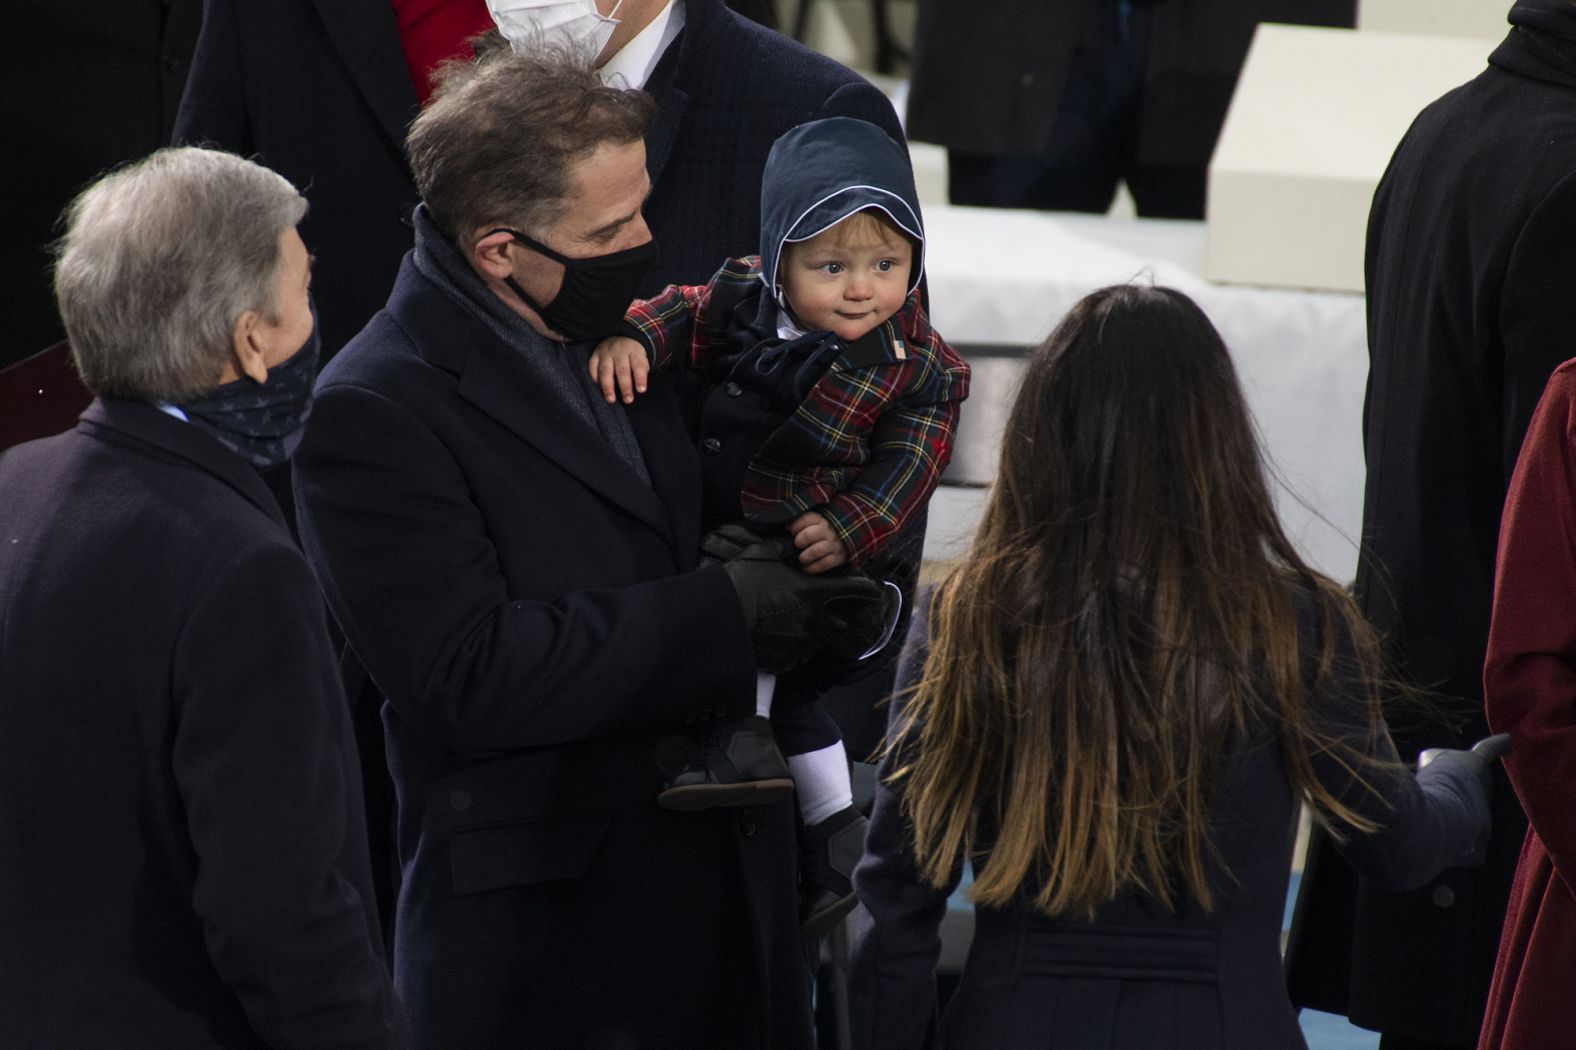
591, 117, 970, 934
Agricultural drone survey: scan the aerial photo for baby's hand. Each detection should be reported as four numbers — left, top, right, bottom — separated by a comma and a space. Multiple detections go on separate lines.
788, 511, 850, 574
589, 336, 650, 404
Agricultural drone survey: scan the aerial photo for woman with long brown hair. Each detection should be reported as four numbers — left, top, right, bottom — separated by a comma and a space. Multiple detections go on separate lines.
848, 284, 1503, 1049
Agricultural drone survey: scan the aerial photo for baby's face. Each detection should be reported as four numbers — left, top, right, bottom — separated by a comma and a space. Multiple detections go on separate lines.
779, 224, 912, 342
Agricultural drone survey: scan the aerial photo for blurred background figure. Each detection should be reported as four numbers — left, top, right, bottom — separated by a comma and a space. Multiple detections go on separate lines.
903, 0, 1357, 219
174, 0, 494, 365
0, 146, 405, 1049
1286, 5, 1576, 1047
0, 0, 201, 369
1480, 357, 1576, 1049
175, 0, 904, 368
849, 284, 1501, 1050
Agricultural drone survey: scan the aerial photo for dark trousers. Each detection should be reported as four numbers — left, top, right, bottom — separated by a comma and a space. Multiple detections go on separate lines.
947, 0, 1206, 220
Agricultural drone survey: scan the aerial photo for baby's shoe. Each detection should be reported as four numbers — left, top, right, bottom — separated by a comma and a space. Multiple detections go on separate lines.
657, 715, 795, 811
799, 804, 868, 938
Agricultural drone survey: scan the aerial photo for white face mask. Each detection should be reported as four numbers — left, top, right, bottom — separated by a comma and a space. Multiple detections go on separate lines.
488, 0, 624, 61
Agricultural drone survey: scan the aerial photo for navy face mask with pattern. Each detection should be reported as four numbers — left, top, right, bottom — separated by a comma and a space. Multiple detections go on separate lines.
181, 320, 320, 470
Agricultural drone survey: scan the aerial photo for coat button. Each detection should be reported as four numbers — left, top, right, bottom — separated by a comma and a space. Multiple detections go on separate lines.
450, 790, 472, 812
1431, 884, 1455, 909
723, 381, 743, 397
701, 437, 722, 453
740, 813, 757, 837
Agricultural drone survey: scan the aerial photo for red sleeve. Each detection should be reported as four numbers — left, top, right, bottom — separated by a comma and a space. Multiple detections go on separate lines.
1486, 362, 1576, 880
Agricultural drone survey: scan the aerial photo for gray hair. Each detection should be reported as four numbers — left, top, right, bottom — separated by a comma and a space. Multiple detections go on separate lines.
54, 147, 308, 402
406, 44, 655, 252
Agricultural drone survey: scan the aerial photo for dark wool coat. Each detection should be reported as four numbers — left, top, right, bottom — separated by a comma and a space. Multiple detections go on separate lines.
1, 0, 201, 368
293, 254, 813, 1049
1482, 362, 1576, 1050
903, 0, 1355, 169
850, 591, 1489, 1050
0, 399, 403, 1049
1284, 5, 1576, 1044
172, 0, 903, 362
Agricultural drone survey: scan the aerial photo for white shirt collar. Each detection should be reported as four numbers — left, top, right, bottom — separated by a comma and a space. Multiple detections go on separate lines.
776, 304, 805, 341
156, 401, 189, 422
599, 0, 684, 89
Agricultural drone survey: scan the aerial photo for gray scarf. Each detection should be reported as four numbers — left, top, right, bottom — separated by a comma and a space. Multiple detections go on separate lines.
411, 205, 650, 485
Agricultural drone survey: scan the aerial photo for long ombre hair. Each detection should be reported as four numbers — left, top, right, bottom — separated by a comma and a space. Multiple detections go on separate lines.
894, 284, 1390, 919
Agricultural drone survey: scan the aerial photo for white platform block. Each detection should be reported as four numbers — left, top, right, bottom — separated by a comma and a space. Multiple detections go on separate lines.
1358, 0, 1508, 41
908, 141, 948, 206
1206, 25, 1493, 293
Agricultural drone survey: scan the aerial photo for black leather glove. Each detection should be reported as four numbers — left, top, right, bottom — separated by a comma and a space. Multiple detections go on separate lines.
706, 525, 895, 674
699, 522, 776, 569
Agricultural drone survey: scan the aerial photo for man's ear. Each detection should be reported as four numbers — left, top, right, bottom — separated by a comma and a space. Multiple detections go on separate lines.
471, 228, 518, 281
229, 309, 269, 384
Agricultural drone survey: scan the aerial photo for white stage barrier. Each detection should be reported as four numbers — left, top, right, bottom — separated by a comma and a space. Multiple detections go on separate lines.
920, 206, 1368, 585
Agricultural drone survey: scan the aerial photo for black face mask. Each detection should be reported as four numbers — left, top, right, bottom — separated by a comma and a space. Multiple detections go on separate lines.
181, 321, 320, 471
487, 227, 657, 342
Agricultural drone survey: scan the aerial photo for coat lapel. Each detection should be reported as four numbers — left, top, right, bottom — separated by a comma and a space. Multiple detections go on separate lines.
642, 70, 689, 190
623, 378, 702, 564
79, 399, 287, 529
308, 0, 421, 161
455, 349, 673, 540
643, 0, 727, 187
389, 259, 675, 541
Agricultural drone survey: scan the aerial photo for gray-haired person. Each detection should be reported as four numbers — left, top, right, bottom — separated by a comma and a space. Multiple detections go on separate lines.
0, 146, 406, 1049
291, 47, 892, 1049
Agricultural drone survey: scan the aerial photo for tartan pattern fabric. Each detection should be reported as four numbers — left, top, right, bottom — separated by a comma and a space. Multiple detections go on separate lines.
618, 256, 970, 565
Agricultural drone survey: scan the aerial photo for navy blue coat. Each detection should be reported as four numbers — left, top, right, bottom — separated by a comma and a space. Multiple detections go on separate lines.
292, 254, 814, 1048
172, 0, 903, 361
0, 399, 403, 1049
851, 590, 1490, 1050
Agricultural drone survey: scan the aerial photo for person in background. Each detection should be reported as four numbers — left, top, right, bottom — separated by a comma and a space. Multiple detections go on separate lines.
0, 146, 405, 1049
1, 0, 201, 369
174, 0, 493, 365
903, 0, 1355, 220
1479, 357, 1576, 1047
849, 284, 1504, 1050
1286, 6, 1576, 1047
175, 0, 906, 367
292, 48, 891, 1049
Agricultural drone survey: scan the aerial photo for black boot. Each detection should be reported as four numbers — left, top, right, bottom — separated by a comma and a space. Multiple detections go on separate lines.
799, 804, 868, 937
657, 715, 795, 811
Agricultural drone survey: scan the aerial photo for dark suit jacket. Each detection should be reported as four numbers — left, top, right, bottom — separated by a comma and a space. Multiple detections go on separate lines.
292, 254, 813, 1048
0, 399, 402, 1049
172, 0, 422, 363
171, 0, 904, 361
904, 0, 1355, 169
1, 0, 201, 368
1285, 8, 1576, 1043
637, 0, 905, 291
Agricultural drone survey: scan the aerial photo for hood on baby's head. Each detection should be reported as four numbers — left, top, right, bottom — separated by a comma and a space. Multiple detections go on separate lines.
758, 116, 925, 303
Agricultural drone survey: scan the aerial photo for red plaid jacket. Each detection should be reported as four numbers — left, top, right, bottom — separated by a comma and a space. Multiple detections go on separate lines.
617, 256, 970, 566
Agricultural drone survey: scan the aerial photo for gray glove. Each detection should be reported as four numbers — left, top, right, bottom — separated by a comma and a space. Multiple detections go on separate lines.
1419, 732, 1511, 793
703, 524, 895, 674
1418, 733, 1510, 867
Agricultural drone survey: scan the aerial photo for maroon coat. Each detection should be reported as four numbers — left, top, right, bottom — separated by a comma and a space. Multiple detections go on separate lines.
1482, 361, 1576, 1049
